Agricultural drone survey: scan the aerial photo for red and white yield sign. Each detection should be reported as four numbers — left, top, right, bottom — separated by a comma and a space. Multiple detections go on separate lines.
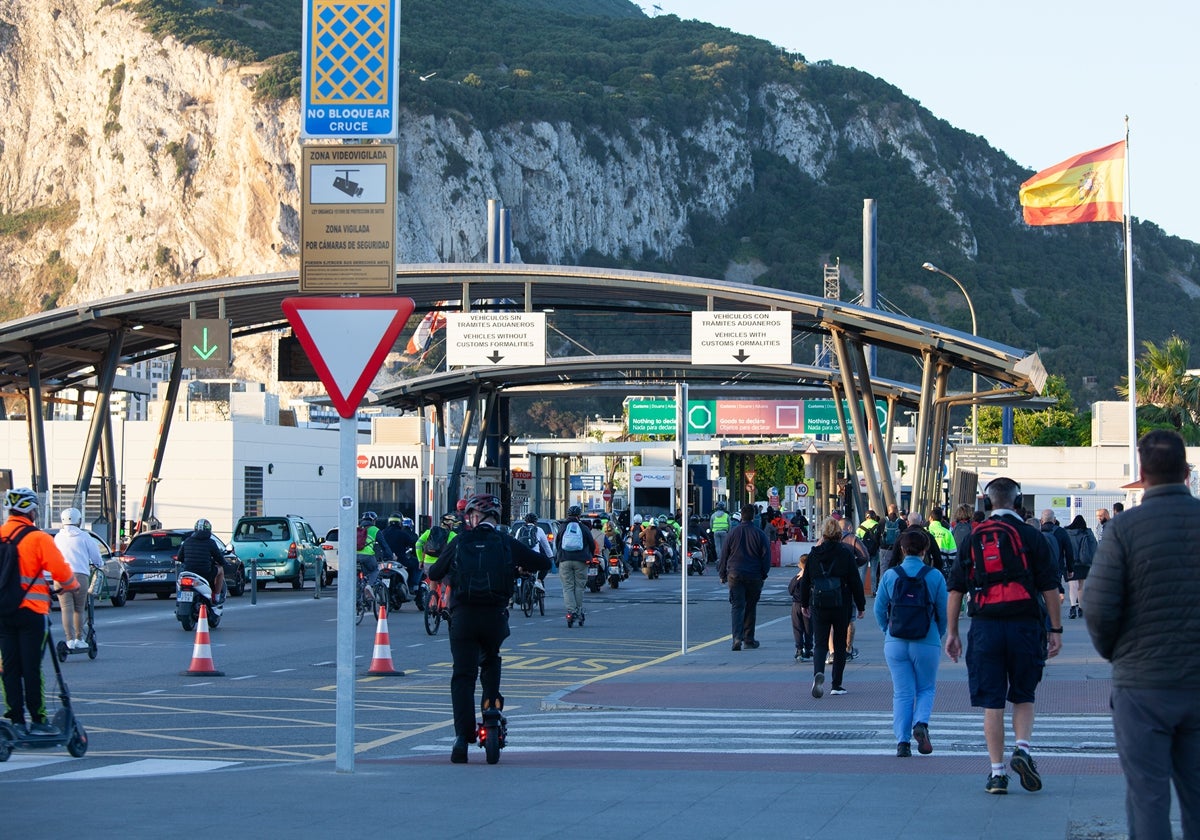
281, 297, 415, 418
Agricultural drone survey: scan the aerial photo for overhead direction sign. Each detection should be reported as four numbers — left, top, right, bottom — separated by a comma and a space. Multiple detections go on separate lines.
301, 0, 400, 139
445, 312, 546, 367
281, 297, 414, 418
691, 311, 791, 365
180, 318, 231, 368
300, 144, 396, 293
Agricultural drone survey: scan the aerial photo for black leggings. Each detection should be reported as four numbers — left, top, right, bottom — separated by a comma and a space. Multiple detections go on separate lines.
810, 606, 852, 689
0, 608, 50, 725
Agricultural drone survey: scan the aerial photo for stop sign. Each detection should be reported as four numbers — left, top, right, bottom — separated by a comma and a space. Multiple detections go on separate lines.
602, 488, 613, 502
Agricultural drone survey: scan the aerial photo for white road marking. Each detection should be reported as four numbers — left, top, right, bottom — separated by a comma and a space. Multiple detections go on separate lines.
38, 758, 240, 780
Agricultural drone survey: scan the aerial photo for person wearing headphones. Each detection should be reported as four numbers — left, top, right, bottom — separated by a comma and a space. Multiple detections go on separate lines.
53, 508, 103, 650
0, 488, 79, 736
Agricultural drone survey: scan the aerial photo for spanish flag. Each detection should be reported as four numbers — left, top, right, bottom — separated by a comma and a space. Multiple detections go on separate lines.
1018, 140, 1125, 226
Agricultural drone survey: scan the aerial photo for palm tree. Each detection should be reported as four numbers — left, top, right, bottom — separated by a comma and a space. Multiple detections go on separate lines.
1117, 334, 1200, 442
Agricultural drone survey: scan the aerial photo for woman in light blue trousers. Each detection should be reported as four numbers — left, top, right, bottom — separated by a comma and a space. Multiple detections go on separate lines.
874, 528, 949, 757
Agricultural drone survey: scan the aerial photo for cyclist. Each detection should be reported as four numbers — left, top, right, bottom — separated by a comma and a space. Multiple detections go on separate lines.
0, 488, 79, 736
355, 512, 382, 588
416, 512, 460, 571
426, 493, 550, 763
178, 518, 227, 605
517, 512, 553, 593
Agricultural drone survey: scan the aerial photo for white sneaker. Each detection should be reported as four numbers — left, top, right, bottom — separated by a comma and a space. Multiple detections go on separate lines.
69, 639, 83, 650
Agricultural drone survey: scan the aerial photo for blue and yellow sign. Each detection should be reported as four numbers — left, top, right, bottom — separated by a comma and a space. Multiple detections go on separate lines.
301, 0, 400, 139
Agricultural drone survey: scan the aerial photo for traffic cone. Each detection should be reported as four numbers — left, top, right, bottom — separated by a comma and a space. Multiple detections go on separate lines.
181, 605, 225, 677
365, 604, 405, 676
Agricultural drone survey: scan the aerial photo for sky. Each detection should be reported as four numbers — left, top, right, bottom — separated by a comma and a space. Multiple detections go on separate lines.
643, 0, 1199, 244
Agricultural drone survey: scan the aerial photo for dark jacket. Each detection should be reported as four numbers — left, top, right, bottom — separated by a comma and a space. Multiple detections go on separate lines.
1065, 525, 1097, 570
378, 523, 416, 561
949, 512, 1059, 622
178, 531, 224, 582
1041, 521, 1074, 577
798, 540, 865, 613
1087, 484, 1200, 688
427, 521, 550, 610
717, 520, 770, 581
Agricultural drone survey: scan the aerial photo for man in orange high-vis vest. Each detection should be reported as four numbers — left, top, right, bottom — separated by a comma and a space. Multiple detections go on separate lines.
0, 487, 78, 736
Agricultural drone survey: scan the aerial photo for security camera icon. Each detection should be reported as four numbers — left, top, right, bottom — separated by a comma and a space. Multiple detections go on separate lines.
332, 169, 363, 197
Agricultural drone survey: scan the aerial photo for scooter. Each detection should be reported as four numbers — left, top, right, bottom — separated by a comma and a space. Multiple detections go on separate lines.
686, 534, 707, 576
377, 556, 418, 612
606, 550, 625, 589
54, 568, 100, 662
176, 570, 224, 631
0, 621, 88, 761
641, 545, 660, 579
585, 553, 604, 593
476, 697, 507, 765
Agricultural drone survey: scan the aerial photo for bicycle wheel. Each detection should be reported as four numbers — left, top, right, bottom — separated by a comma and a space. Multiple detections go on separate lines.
536, 588, 545, 616
424, 597, 441, 635
521, 582, 534, 617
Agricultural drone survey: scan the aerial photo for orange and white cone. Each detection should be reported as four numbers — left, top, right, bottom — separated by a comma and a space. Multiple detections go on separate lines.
365, 604, 405, 676
181, 605, 225, 676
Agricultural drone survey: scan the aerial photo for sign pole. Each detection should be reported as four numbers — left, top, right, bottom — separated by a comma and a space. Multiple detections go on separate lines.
335, 415, 356, 772
677, 382, 688, 655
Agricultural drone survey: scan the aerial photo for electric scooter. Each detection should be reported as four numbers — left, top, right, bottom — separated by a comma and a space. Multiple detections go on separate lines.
476, 697, 507, 765
54, 568, 100, 662
0, 619, 88, 761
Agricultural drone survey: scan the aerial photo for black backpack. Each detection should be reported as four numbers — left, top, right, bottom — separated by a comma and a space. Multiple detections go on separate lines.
0, 526, 35, 618
810, 559, 843, 610
887, 565, 934, 639
423, 526, 449, 558
451, 528, 514, 606
518, 523, 540, 550
882, 517, 902, 549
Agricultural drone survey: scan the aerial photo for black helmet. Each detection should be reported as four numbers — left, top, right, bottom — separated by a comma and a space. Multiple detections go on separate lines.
465, 493, 502, 521
567, 504, 582, 518
441, 512, 458, 528
194, 518, 212, 533
715, 501, 726, 511
387, 512, 404, 525
524, 512, 538, 524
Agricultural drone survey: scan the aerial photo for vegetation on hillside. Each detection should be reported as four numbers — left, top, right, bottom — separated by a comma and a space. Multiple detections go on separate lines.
120, 0, 1200, 437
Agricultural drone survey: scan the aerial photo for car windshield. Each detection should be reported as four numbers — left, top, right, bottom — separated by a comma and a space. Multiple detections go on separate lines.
127, 533, 185, 552
234, 520, 288, 541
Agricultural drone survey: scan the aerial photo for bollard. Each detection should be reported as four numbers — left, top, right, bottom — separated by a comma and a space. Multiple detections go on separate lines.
250, 558, 257, 605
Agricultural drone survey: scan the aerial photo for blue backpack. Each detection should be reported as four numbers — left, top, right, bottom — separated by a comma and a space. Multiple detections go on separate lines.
887, 565, 934, 640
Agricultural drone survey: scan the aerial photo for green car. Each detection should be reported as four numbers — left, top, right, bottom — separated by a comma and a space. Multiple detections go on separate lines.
232, 515, 326, 590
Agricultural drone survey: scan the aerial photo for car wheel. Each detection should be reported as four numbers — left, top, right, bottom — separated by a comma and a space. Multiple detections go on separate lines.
320, 563, 331, 589
126, 591, 137, 600
230, 571, 246, 597
110, 576, 128, 607
292, 565, 305, 590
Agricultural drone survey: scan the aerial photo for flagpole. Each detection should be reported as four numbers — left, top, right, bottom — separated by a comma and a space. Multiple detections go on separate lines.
1123, 117, 1137, 482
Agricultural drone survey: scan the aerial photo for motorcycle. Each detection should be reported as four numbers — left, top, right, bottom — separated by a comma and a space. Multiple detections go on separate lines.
175, 570, 223, 632
686, 534, 707, 576
658, 534, 678, 574
606, 549, 625, 589
641, 545, 660, 579
377, 554, 426, 612
585, 552, 604, 593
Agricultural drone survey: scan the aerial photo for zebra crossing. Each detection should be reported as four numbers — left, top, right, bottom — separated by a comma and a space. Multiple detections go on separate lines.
409, 708, 1118, 758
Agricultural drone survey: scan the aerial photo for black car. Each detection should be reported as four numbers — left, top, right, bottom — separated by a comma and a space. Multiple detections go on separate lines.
118, 529, 246, 598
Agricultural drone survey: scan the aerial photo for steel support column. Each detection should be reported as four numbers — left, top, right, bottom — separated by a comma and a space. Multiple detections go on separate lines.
848, 340, 898, 514
828, 382, 865, 522
75, 330, 125, 506
25, 355, 49, 506
447, 385, 479, 507
828, 328, 887, 518
136, 354, 182, 532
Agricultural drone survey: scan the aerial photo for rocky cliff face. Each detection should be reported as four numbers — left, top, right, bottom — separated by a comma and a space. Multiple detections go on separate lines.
0, 0, 1002, 313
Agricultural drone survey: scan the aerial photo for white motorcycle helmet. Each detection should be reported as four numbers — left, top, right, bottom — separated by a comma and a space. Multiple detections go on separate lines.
60, 507, 83, 526
632, 514, 643, 525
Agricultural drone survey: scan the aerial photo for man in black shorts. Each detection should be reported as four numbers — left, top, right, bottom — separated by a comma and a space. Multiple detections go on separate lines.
944, 477, 1062, 795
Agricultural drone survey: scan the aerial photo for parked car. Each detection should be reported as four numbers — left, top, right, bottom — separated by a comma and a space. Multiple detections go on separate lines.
232, 514, 325, 589
45, 528, 129, 608
320, 528, 340, 586
118, 529, 246, 599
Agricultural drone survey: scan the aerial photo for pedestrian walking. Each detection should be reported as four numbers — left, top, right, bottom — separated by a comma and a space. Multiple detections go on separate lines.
1086, 430, 1200, 839
945, 477, 1062, 795
788, 554, 813, 662
799, 516, 865, 698
717, 504, 770, 650
874, 528, 948, 757
555, 505, 596, 628
1063, 514, 1096, 619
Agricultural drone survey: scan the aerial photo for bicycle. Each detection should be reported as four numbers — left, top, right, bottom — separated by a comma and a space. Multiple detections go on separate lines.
513, 572, 535, 617
355, 564, 377, 626
424, 579, 451, 635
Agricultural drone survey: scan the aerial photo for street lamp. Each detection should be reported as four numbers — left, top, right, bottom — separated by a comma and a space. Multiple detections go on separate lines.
922, 262, 978, 445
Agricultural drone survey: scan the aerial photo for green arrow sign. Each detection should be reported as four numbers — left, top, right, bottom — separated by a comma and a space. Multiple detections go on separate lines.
181, 318, 231, 368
